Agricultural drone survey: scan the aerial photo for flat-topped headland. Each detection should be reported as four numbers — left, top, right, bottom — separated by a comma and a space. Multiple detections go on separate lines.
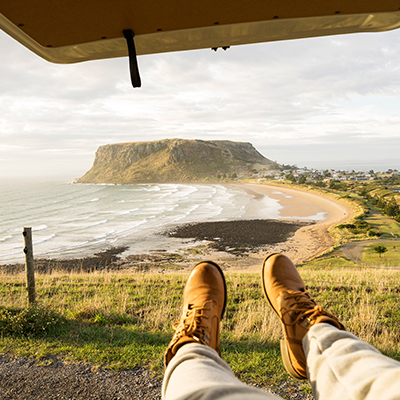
76, 138, 280, 184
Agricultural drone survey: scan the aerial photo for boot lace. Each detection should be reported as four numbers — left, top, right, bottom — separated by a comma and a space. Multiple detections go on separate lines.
172, 303, 210, 344
282, 290, 335, 327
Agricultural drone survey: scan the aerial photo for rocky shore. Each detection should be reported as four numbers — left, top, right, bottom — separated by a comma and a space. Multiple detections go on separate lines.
164, 219, 313, 254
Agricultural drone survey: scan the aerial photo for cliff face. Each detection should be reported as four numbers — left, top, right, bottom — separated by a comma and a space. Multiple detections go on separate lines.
77, 139, 280, 184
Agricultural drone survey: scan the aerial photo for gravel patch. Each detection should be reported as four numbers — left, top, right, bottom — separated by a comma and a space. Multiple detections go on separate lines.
0, 354, 314, 400
0, 355, 162, 400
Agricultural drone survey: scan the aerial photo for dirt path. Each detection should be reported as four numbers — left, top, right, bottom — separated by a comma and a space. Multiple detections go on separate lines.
342, 239, 400, 267
342, 241, 372, 264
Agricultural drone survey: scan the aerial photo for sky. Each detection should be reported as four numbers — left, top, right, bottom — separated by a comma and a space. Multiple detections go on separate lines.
1, 26, 400, 180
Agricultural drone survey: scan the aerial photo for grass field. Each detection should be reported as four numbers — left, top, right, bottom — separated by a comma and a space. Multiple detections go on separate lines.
361, 241, 400, 267
1, 264, 400, 394
365, 205, 400, 238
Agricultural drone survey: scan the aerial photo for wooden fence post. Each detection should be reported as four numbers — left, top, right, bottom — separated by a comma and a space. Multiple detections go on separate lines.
22, 227, 36, 305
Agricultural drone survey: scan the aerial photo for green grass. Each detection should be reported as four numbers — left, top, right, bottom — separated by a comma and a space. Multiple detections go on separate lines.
361, 241, 400, 267
365, 205, 400, 238
1, 267, 400, 392
298, 249, 359, 269
326, 193, 400, 246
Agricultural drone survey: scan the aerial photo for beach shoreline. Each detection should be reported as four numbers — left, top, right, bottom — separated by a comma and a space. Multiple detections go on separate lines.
163, 181, 355, 271
0, 182, 355, 272
216, 182, 354, 269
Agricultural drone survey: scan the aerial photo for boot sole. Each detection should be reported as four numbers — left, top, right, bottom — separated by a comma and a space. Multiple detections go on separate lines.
262, 254, 306, 380
280, 339, 306, 380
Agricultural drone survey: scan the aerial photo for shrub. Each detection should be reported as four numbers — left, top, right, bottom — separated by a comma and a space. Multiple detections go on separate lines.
0, 304, 66, 336
337, 224, 356, 230
313, 181, 326, 188
298, 175, 307, 184
373, 245, 388, 258
329, 180, 347, 191
336, 220, 373, 235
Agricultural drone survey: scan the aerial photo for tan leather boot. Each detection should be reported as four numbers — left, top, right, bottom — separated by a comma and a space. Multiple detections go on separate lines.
262, 253, 345, 380
164, 261, 227, 367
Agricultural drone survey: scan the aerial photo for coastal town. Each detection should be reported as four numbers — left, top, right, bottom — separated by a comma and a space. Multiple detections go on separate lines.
248, 166, 400, 184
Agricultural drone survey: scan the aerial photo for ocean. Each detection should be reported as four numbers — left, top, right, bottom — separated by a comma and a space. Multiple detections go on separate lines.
0, 180, 320, 264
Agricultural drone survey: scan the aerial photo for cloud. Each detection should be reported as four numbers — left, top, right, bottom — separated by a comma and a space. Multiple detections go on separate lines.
1, 27, 400, 178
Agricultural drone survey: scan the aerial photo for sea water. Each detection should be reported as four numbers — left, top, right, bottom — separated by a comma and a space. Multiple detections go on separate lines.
1, 180, 289, 264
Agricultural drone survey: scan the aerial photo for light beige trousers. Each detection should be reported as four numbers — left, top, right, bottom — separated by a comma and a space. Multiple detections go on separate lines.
162, 323, 400, 400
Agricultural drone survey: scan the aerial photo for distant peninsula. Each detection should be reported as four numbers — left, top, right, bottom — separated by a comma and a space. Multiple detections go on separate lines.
77, 139, 280, 184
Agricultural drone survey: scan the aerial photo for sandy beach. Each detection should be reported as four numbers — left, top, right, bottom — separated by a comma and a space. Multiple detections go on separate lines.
207, 182, 354, 269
